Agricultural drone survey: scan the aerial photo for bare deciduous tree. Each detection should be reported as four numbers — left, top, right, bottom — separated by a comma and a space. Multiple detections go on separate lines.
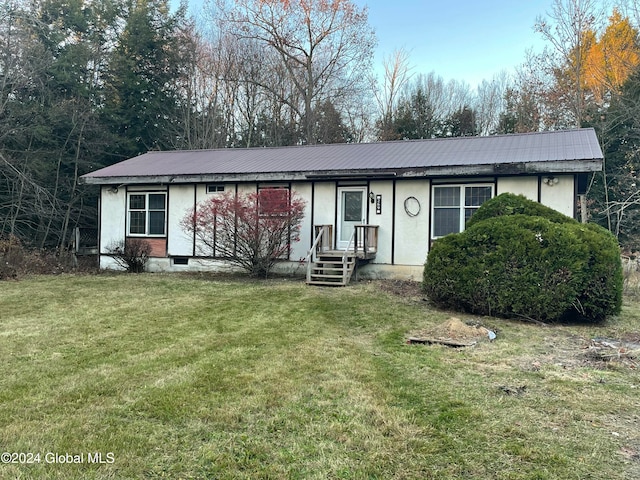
216, 0, 376, 144
475, 72, 509, 135
374, 48, 413, 140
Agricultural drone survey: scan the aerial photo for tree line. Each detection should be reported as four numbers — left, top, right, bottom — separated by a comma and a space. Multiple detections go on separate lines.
2, 0, 640, 251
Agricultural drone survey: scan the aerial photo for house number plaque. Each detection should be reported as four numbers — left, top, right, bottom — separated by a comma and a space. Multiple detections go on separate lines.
375, 195, 382, 214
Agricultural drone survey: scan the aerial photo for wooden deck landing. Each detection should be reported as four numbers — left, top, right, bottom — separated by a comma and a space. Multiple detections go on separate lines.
318, 249, 377, 260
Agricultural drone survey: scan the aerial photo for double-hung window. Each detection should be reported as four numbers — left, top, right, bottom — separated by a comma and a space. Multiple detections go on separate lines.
432, 185, 493, 238
128, 193, 166, 236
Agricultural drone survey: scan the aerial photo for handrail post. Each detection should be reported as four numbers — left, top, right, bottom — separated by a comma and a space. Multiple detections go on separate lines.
307, 226, 327, 283
354, 226, 359, 255
362, 226, 368, 253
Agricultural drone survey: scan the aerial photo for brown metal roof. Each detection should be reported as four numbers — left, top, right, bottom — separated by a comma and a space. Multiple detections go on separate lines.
81, 128, 603, 184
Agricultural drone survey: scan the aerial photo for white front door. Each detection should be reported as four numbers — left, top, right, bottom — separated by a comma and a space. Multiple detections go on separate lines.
337, 187, 367, 249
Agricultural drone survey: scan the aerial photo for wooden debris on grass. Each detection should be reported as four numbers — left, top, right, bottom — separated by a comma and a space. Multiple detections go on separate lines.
407, 337, 477, 348
586, 338, 640, 362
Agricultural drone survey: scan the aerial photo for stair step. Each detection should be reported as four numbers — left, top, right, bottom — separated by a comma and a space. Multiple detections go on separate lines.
307, 253, 357, 287
317, 261, 351, 266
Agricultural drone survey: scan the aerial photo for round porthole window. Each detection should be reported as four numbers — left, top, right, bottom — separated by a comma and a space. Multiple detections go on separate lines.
404, 196, 421, 217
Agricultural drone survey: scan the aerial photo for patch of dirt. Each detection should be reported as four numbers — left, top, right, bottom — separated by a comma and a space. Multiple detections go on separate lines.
377, 280, 424, 302
408, 317, 494, 346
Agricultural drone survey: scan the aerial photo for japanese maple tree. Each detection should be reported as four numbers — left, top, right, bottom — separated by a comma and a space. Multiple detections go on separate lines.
181, 189, 306, 277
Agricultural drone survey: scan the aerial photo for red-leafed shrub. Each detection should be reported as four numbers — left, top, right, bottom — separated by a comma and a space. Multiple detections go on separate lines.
181, 189, 306, 278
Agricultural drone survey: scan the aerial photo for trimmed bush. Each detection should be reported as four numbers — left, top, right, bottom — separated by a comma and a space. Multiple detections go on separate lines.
466, 192, 574, 227
423, 194, 622, 323
577, 223, 623, 320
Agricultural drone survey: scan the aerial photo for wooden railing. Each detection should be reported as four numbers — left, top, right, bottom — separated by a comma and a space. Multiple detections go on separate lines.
305, 225, 332, 283
306, 224, 379, 286
353, 225, 379, 257
342, 229, 357, 285
306, 224, 378, 257
307, 224, 379, 257
313, 225, 333, 253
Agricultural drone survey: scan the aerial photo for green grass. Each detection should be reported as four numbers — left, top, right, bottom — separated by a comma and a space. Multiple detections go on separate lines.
1, 273, 639, 479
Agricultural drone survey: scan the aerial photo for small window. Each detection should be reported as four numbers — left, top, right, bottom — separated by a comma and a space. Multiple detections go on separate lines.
207, 185, 225, 194
432, 185, 493, 238
127, 192, 166, 236
172, 257, 189, 265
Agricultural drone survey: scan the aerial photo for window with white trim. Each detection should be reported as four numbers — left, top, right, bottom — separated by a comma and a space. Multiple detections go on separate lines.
432, 185, 493, 238
128, 193, 166, 236
207, 184, 225, 194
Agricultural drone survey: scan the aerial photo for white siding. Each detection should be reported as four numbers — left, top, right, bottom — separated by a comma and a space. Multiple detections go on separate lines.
291, 182, 313, 261
193, 184, 211, 256
168, 184, 195, 256
195, 183, 210, 204
312, 183, 336, 227
99, 186, 126, 253
368, 180, 393, 264
394, 180, 430, 266
97, 174, 580, 275
497, 177, 538, 201
237, 183, 256, 195
540, 175, 574, 217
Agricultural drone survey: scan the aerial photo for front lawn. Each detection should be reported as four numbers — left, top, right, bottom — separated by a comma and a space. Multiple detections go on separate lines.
0, 274, 638, 479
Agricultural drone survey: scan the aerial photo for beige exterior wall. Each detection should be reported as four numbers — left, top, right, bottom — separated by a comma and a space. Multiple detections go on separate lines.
496, 175, 576, 218
368, 180, 393, 264
497, 177, 538, 201
97, 174, 580, 276
291, 182, 313, 261
167, 184, 195, 256
394, 180, 430, 266
193, 183, 219, 256
539, 175, 575, 217
312, 183, 336, 227
99, 186, 126, 255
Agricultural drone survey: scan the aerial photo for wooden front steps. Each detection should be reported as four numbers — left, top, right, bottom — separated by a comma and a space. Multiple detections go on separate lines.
307, 252, 356, 286
305, 225, 379, 287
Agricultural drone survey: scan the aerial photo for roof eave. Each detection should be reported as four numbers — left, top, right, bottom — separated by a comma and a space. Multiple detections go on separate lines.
79, 159, 603, 185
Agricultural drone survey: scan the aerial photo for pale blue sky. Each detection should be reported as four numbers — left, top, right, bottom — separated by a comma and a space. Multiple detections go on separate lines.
359, 0, 553, 87
189, 0, 556, 88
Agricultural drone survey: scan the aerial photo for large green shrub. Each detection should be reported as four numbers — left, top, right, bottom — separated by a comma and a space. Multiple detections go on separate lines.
423, 194, 622, 323
466, 192, 574, 227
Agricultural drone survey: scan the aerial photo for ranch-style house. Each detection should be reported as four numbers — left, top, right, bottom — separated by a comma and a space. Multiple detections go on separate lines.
80, 128, 604, 285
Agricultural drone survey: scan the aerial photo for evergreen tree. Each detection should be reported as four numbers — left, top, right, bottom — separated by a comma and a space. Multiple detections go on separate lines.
102, 0, 192, 159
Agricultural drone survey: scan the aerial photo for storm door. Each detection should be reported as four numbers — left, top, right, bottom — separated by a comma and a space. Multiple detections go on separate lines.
337, 187, 367, 249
